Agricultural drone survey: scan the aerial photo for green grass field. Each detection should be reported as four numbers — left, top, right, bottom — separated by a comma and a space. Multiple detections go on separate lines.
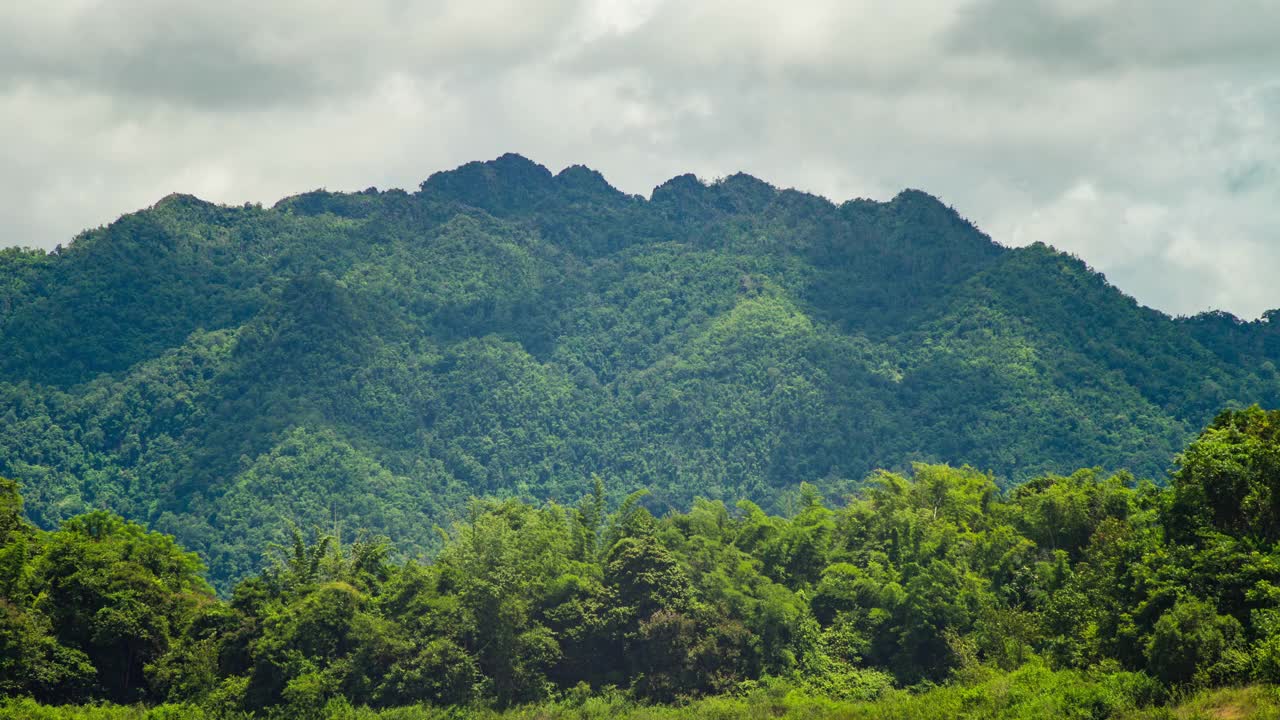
6, 665, 1280, 720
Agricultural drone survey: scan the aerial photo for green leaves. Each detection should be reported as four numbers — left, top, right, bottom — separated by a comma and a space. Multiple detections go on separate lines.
4, 508, 213, 703
1168, 406, 1280, 542
1146, 597, 1242, 684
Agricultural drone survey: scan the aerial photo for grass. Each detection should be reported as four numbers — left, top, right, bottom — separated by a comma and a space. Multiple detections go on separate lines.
6, 668, 1280, 720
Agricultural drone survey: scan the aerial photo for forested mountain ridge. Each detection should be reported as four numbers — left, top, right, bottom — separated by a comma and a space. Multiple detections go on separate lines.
1, 153, 1277, 587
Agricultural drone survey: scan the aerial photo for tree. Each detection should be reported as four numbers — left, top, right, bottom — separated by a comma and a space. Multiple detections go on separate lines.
1146, 596, 1242, 685
1167, 407, 1280, 543
31, 511, 210, 702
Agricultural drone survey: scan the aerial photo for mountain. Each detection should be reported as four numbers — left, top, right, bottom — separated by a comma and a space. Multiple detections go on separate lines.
1, 153, 1277, 588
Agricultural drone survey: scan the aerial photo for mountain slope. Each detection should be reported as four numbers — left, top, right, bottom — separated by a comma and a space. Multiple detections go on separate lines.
1, 153, 1276, 587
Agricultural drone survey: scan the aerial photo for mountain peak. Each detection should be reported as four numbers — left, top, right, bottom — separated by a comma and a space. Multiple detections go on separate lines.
152, 192, 215, 211
887, 188, 958, 220
554, 164, 626, 199
418, 153, 557, 212
651, 172, 705, 197
711, 172, 778, 212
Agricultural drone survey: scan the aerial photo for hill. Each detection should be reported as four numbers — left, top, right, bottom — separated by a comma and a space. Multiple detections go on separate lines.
1, 154, 1277, 587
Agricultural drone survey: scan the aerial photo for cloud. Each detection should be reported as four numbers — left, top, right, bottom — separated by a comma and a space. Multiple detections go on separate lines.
946, 0, 1280, 72
990, 78, 1280, 316
0, 1, 584, 107
1, 0, 1277, 318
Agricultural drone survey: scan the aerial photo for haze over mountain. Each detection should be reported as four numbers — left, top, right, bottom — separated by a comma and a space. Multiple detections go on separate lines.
1, 153, 1277, 587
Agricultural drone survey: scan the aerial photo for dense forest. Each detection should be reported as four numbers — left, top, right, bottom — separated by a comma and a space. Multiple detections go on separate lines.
1, 154, 1278, 591
6, 407, 1280, 719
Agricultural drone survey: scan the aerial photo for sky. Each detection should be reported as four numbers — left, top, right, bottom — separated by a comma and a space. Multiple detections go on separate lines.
2, 0, 1277, 318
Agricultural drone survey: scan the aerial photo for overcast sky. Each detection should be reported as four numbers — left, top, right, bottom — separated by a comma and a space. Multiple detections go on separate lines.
2, 1, 1277, 318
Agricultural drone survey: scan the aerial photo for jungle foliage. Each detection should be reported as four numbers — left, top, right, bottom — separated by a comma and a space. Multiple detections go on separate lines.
1, 155, 1278, 589
6, 408, 1280, 718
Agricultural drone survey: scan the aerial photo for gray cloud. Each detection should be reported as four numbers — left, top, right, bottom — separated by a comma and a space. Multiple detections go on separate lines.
0, 2, 584, 107
947, 0, 1280, 72
2, 0, 1277, 318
